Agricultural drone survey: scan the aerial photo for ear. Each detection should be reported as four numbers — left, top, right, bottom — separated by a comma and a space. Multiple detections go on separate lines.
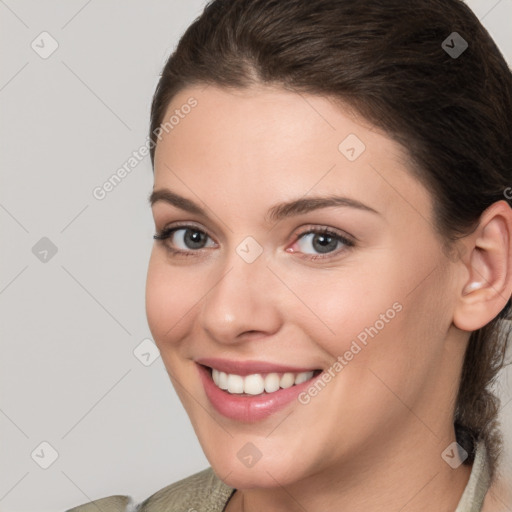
453, 200, 512, 332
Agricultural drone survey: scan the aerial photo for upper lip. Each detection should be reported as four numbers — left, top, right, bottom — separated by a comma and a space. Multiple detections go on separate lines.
196, 357, 320, 376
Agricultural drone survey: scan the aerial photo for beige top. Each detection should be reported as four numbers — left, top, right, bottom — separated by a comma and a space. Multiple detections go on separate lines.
65, 440, 490, 512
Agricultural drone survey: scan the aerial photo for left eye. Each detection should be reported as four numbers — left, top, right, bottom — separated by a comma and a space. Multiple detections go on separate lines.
175, 228, 214, 251
292, 229, 353, 257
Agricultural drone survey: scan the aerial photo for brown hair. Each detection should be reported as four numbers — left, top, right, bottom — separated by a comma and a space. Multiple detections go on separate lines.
149, 0, 512, 483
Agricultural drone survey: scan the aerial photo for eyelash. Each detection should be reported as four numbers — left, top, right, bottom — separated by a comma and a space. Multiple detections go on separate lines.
153, 223, 355, 261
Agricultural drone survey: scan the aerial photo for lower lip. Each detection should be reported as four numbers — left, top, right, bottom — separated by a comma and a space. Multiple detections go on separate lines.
197, 363, 322, 422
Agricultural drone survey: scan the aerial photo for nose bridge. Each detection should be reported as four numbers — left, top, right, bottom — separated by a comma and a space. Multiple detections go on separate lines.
199, 242, 280, 342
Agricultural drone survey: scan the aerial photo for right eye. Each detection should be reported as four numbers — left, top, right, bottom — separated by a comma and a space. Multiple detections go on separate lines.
153, 225, 217, 256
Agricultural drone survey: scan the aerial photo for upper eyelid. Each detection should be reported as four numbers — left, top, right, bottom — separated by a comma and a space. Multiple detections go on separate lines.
156, 221, 351, 237
157, 222, 217, 241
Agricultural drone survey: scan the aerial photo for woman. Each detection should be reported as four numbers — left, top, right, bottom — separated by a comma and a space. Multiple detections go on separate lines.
66, 0, 512, 510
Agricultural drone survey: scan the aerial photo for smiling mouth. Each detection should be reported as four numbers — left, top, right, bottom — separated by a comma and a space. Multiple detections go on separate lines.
202, 365, 323, 396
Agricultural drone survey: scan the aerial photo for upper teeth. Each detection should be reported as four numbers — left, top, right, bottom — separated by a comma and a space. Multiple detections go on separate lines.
211, 368, 315, 395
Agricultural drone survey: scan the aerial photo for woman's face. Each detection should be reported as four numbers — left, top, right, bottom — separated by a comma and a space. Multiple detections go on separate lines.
146, 84, 464, 489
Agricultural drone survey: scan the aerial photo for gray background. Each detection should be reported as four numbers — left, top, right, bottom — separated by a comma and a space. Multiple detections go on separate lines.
0, 1, 511, 510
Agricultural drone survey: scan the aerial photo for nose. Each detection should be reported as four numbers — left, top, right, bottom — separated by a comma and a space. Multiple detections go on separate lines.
199, 247, 282, 345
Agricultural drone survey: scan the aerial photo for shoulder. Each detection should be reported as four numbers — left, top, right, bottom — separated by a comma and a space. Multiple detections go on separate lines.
64, 495, 135, 512
482, 474, 512, 512
137, 466, 235, 511
65, 467, 235, 512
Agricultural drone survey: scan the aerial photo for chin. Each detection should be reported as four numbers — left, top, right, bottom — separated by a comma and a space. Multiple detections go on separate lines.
214, 463, 295, 490
205, 445, 308, 490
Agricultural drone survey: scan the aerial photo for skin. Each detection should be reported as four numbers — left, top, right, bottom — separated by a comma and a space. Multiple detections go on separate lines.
145, 84, 512, 511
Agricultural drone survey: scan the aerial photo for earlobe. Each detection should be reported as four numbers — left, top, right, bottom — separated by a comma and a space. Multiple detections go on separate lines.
453, 200, 512, 332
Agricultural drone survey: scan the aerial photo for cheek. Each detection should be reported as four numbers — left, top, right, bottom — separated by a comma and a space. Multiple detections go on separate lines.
288, 265, 402, 358
291, 256, 434, 394
145, 252, 201, 348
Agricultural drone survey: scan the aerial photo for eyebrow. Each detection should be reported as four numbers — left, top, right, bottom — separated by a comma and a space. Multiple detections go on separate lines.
148, 188, 380, 224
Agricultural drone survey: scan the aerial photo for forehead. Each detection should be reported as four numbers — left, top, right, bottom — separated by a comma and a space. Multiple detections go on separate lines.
152, 84, 433, 226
